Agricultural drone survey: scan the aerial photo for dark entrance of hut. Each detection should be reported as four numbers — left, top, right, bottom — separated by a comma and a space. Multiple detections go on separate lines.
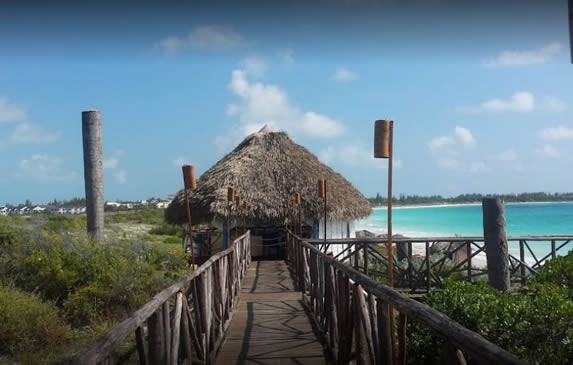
247, 226, 286, 260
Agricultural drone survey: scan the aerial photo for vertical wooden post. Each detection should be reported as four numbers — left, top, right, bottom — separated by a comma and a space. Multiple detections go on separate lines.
482, 197, 510, 291
374, 119, 394, 287
569, 0, 573, 63
82, 110, 104, 241
182, 165, 196, 267
520, 240, 526, 285
466, 241, 472, 283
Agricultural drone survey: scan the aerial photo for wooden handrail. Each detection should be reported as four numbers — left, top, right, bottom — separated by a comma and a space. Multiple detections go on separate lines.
73, 231, 252, 365
302, 235, 571, 292
306, 235, 573, 244
286, 231, 525, 365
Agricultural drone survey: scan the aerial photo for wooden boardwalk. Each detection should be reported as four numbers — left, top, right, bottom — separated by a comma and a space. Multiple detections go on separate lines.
215, 260, 329, 365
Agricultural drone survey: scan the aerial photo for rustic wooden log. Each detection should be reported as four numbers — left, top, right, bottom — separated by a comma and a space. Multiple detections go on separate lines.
367, 294, 380, 364
355, 285, 375, 364
170, 292, 183, 365
81, 110, 104, 241
148, 309, 165, 364
377, 299, 393, 365
163, 301, 172, 365
180, 297, 194, 365
482, 198, 510, 291
183, 296, 202, 359
203, 268, 213, 357
353, 286, 365, 365
135, 326, 148, 365
397, 313, 407, 365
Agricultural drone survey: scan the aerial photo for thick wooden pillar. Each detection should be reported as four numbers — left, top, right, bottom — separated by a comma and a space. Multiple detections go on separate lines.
482, 197, 510, 291
82, 110, 104, 241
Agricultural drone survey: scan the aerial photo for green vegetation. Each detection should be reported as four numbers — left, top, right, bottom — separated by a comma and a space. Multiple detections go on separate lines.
0, 286, 74, 356
368, 191, 573, 206
105, 207, 165, 225
407, 250, 573, 364
0, 208, 190, 363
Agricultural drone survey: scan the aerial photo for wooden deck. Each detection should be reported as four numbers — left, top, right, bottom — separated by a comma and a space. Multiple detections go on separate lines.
215, 260, 329, 365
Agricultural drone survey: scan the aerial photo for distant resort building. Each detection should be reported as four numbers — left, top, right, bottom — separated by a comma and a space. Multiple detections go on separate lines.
166, 126, 371, 258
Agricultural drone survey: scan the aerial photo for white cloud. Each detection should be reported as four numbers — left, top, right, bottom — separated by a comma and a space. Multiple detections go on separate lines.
469, 161, 491, 174
114, 170, 128, 184
486, 42, 562, 66
240, 56, 267, 78
462, 91, 566, 113
17, 154, 76, 182
103, 158, 119, 169
454, 126, 474, 145
103, 151, 127, 184
224, 69, 345, 144
478, 91, 535, 113
429, 136, 455, 151
10, 123, 60, 144
319, 142, 402, 170
540, 126, 573, 141
429, 126, 475, 169
276, 49, 294, 64
498, 148, 518, 162
332, 67, 357, 81
542, 144, 560, 158
0, 97, 27, 122
156, 25, 247, 52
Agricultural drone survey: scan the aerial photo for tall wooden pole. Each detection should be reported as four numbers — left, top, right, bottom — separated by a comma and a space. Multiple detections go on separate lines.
374, 119, 394, 287
374, 119, 396, 363
482, 197, 510, 291
569, 0, 573, 63
82, 110, 104, 242
387, 122, 394, 287
182, 165, 196, 267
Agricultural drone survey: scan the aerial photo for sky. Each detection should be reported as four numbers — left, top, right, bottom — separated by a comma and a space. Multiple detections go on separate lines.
1, 0, 572, 205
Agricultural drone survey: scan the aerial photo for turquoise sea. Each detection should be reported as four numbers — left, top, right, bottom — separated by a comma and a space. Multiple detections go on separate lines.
356, 201, 573, 259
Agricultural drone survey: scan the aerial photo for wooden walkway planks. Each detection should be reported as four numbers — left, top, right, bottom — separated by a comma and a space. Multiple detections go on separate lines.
215, 260, 329, 365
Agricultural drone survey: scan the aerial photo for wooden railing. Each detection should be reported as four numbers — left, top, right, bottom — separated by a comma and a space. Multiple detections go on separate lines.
287, 231, 524, 365
306, 236, 572, 292
73, 231, 251, 365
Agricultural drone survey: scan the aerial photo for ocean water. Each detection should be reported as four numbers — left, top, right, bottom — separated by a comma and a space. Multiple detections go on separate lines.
356, 202, 573, 260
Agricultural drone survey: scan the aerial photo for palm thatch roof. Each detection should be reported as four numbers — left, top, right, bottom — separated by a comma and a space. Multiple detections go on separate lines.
165, 128, 371, 226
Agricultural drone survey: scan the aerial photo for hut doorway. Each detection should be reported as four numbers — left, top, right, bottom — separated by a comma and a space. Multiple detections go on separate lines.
249, 226, 286, 260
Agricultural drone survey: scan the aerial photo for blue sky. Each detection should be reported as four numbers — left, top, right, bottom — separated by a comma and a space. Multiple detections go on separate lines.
1, 0, 572, 204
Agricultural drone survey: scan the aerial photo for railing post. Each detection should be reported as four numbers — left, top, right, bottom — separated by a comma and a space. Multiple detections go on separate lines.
425, 241, 431, 292
520, 240, 526, 286
482, 198, 510, 292
363, 243, 369, 276
467, 241, 472, 283
551, 239, 556, 259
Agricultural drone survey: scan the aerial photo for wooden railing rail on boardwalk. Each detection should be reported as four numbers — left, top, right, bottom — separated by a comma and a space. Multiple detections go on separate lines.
306, 236, 573, 292
72, 231, 251, 365
286, 231, 525, 365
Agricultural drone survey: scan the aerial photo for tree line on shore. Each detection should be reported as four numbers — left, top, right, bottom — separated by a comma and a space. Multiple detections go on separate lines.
368, 191, 573, 206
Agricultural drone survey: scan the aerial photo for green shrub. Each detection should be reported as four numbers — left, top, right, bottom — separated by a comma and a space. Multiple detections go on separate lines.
529, 249, 573, 293
0, 285, 73, 355
407, 279, 573, 364
149, 222, 181, 237
41, 214, 86, 233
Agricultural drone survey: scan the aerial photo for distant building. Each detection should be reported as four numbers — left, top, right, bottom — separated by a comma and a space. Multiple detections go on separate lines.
0, 207, 8, 216
156, 201, 171, 209
31, 205, 46, 213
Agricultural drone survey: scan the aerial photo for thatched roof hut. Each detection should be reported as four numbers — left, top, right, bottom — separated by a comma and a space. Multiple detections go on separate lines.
165, 127, 371, 226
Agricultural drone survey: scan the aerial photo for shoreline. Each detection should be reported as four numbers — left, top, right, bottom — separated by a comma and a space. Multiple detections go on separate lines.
370, 200, 573, 210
